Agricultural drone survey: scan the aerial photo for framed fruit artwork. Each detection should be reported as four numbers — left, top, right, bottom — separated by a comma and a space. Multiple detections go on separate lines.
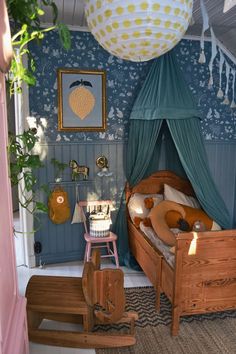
57, 68, 106, 131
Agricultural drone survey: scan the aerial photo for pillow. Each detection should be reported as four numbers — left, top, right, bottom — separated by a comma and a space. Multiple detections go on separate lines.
127, 193, 163, 223
164, 184, 200, 209
149, 200, 186, 246
211, 221, 222, 231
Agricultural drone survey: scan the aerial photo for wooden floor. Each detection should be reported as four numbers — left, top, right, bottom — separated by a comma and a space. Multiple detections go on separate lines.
17, 259, 151, 354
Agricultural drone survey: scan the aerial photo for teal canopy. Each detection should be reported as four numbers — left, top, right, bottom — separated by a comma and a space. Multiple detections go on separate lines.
130, 51, 200, 120
114, 51, 231, 267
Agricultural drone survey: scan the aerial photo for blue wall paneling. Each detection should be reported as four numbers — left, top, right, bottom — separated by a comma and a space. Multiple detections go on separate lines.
205, 141, 236, 226
29, 31, 236, 265
34, 142, 126, 265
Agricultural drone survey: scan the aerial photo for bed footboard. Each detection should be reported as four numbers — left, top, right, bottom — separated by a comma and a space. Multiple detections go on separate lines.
172, 229, 236, 335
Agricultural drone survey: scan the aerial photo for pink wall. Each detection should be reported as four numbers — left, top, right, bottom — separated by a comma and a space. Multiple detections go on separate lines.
0, 69, 29, 354
0, 1, 29, 353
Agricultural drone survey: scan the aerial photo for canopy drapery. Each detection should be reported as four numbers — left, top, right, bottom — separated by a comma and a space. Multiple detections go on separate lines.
114, 51, 231, 266
129, 51, 200, 121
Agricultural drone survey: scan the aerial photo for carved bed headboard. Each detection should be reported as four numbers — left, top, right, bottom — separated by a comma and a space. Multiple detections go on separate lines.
125, 170, 195, 202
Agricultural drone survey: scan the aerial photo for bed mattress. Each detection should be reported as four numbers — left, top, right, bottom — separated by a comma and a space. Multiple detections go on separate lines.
139, 223, 177, 268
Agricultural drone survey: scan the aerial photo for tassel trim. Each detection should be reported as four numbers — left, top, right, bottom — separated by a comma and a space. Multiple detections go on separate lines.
208, 75, 213, 88
222, 96, 230, 105
217, 88, 224, 98
198, 50, 206, 64
230, 100, 236, 108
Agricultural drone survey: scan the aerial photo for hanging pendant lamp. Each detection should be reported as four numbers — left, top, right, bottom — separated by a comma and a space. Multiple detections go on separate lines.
85, 0, 193, 62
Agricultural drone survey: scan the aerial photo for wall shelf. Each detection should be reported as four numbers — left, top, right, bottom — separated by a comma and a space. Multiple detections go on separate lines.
49, 180, 94, 186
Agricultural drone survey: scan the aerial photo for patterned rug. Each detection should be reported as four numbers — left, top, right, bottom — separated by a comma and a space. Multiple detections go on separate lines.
95, 286, 236, 354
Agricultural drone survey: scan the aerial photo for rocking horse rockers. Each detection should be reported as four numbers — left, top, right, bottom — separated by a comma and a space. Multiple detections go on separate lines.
69, 159, 89, 181
25, 250, 138, 349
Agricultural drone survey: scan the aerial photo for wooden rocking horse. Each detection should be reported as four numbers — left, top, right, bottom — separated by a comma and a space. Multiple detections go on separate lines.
25, 250, 138, 349
69, 159, 89, 181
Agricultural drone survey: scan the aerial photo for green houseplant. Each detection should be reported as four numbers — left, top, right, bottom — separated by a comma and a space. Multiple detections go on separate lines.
6, 0, 71, 220
7, 0, 71, 95
51, 158, 68, 182
8, 128, 49, 214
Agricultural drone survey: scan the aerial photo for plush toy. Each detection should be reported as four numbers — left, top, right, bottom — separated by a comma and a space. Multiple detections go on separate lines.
143, 217, 152, 227
167, 205, 213, 230
149, 200, 215, 246
133, 216, 152, 228
192, 220, 206, 232
133, 216, 143, 228
177, 218, 190, 231
144, 197, 155, 209
149, 201, 186, 246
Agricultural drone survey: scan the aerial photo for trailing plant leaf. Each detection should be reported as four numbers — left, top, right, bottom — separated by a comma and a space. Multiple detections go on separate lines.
10, 163, 22, 184
7, 0, 42, 28
40, 184, 50, 195
7, 0, 71, 94
35, 201, 48, 213
18, 129, 38, 151
8, 129, 47, 216
51, 158, 68, 171
51, 158, 68, 180
26, 155, 42, 168
50, 2, 58, 25
24, 171, 37, 191
57, 23, 71, 51
22, 68, 36, 86
6, 1, 71, 231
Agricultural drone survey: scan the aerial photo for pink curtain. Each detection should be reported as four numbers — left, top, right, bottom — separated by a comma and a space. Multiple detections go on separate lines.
0, 0, 13, 73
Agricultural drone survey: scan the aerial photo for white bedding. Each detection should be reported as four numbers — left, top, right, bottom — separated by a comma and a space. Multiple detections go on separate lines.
139, 222, 178, 268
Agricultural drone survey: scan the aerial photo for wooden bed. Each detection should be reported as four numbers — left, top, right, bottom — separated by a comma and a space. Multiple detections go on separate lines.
126, 170, 236, 335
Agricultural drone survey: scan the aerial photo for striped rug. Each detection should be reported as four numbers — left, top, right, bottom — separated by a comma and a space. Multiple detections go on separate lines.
95, 286, 236, 354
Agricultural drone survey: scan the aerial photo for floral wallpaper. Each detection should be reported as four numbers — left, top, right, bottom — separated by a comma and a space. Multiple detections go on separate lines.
174, 40, 236, 141
29, 31, 236, 142
29, 31, 151, 142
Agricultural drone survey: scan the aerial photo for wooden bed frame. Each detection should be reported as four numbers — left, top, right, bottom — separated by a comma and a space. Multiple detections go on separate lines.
126, 170, 236, 335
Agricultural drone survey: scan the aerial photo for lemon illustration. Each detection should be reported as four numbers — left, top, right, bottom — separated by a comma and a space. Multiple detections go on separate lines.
68, 79, 96, 120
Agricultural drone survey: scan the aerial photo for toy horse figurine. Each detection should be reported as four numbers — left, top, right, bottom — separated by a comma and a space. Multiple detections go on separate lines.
69, 160, 89, 181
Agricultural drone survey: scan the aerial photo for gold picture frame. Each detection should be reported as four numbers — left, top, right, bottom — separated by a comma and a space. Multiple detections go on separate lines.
57, 68, 106, 131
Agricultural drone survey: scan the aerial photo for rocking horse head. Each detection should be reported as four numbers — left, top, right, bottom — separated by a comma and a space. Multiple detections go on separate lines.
69, 160, 89, 181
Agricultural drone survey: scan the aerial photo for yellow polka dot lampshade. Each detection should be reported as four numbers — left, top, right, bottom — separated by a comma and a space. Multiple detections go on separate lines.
85, 0, 193, 62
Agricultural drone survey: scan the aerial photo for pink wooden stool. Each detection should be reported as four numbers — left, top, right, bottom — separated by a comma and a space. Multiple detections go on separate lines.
78, 201, 119, 268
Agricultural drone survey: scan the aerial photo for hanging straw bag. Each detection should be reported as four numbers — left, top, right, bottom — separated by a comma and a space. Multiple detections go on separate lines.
48, 186, 70, 224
